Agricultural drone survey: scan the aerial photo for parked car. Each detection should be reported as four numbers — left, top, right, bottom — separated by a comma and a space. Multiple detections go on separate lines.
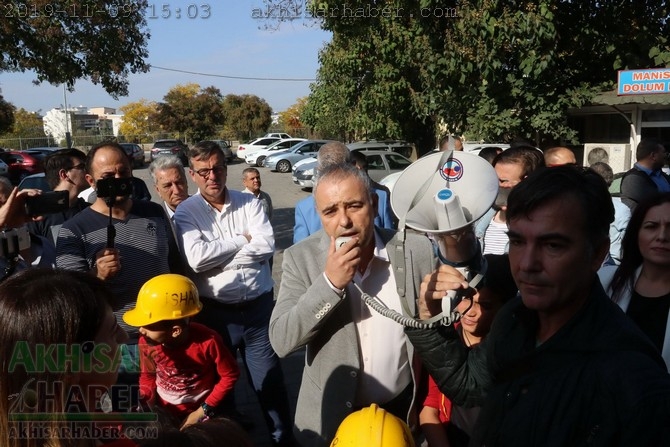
21, 147, 65, 162
150, 139, 189, 165
236, 137, 281, 160
291, 158, 318, 188
347, 140, 414, 158
0, 158, 9, 177
245, 138, 307, 167
119, 143, 145, 168
0, 150, 44, 184
210, 140, 235, 163
264, 132, 292, 139
18, 172, 50, 192
292, 146, 413, 188
358, 149, 413, 182
265, 140, 334, 173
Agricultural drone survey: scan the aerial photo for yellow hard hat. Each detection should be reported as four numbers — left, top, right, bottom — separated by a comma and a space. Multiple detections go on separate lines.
123, 274, 202, 327
330, 404, 415, 447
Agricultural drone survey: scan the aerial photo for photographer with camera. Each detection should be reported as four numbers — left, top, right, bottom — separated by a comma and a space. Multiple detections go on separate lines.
56, 142, 184, 409
27, 148, 90, 244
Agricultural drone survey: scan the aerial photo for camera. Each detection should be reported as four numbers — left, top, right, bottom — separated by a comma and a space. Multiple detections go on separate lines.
96, 177, 133, 198
25, 191, 69, 216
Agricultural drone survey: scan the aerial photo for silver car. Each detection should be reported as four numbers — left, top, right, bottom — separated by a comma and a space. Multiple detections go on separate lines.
264, 140, 334, 173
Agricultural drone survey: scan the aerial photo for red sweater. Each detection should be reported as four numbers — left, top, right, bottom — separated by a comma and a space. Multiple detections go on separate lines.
138, 322, 239, 418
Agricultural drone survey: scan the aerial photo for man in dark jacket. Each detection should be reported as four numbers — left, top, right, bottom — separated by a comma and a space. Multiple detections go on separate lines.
407, 165, 670, 446
620, 139, 670, 211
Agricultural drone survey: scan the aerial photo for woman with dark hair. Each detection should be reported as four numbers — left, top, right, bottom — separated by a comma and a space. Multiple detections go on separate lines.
0, 268, 129, 447
599, 192, 670, 370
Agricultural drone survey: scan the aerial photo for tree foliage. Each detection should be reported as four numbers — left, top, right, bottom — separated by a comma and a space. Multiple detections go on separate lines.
118, 99, 158, 137
222, 94, 272, 141
0, 94, 15, 134
304, 0, 670, 152
278, 96, 308, 135
0, 107, 43, 138
155, 84, 225, 142
0, 0, 150, 97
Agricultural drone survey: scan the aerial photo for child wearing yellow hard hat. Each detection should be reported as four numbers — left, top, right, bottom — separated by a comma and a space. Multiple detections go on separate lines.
123, 273, 239, 429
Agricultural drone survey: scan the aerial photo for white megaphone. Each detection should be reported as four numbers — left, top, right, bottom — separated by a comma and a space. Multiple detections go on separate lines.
390, 151, 499, 325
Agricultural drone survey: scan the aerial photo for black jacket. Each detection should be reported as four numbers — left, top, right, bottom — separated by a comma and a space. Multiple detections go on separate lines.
620, 166, 670, 211
407, 279, 670, 446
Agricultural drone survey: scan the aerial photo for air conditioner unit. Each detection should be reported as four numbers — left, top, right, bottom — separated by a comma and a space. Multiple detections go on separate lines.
583, 143, 632, 173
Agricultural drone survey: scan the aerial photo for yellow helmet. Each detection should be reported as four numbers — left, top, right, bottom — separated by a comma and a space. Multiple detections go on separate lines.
330, 404, 415, 447
123, 274, 202, 327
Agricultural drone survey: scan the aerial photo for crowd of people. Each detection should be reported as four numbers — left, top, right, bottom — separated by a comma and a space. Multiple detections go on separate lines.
0, 137, 669, 447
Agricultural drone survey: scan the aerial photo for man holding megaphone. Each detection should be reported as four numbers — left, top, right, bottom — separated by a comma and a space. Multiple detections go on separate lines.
407, 165, 670, 446
270, 162, 437, 447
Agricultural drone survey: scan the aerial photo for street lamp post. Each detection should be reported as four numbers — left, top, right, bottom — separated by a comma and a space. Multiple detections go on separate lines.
63, 85, 72, 148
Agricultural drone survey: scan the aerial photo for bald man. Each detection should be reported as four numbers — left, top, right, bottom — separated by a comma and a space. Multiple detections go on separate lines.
544, 146, 576, 167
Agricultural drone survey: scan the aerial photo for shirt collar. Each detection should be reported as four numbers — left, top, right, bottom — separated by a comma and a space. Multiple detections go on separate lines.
373, 229, 389, 262
635, 163, 659, 176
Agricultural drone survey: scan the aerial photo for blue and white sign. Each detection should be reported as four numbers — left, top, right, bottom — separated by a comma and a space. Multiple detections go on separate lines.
618, 69, 670, 95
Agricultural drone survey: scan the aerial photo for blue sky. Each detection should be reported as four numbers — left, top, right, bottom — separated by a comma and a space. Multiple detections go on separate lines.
0, 1, 331, 114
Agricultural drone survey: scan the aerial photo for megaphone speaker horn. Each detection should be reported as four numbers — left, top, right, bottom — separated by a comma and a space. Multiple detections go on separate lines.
391, 152, 499, 234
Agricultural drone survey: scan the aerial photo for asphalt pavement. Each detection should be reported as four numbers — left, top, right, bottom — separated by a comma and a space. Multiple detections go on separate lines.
132, 154, 311, 446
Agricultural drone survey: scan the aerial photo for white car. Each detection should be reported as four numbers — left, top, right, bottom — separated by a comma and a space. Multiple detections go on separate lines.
245, 138, 307, 166
264, 132, 292, 139
236, 137, 281, 160
292, 158, 318, 188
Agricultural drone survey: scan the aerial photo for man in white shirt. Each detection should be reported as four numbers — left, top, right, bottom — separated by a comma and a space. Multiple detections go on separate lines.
241, 167, 273, 220
269, 163, 437, 446
173, 140, 293, 446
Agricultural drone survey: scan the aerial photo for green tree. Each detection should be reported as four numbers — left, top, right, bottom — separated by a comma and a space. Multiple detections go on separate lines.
2, 107, 43, 137
1, 0, 150, 97
118, 99, 158, 140
155, 84, 225, 142
222, 94, 272, 141
0, 94, 15, 134
304, 0, 670, 152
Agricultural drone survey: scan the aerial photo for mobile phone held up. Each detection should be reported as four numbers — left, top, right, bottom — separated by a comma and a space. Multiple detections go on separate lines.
96, 177, 133, 198
25, 191, 69, 216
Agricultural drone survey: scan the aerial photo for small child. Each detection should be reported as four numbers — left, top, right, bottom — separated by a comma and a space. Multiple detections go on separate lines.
419, 254, 518, 447
123, 274, 239, 429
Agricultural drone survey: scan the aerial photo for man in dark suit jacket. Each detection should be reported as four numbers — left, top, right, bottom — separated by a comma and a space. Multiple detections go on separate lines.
620, 139, 670, 211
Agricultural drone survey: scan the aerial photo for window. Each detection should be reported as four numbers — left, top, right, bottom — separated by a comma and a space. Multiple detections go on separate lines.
367, 155, 385, 170
387, 154, 412, 170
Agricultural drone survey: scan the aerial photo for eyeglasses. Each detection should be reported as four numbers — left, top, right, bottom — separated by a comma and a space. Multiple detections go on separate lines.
68, 163, 85, 171
194, 165, 226, 179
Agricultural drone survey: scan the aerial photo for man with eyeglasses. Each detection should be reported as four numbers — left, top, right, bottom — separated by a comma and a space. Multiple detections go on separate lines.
173, 140, 294, 446
28, 148, 90, 244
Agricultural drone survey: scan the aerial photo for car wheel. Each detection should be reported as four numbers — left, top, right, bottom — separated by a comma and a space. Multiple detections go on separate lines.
276, 160, 291, 173
256, 156, 266, 167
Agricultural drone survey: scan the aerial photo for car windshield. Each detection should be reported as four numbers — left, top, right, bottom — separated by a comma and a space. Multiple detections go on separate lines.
154, 141, 179, 148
